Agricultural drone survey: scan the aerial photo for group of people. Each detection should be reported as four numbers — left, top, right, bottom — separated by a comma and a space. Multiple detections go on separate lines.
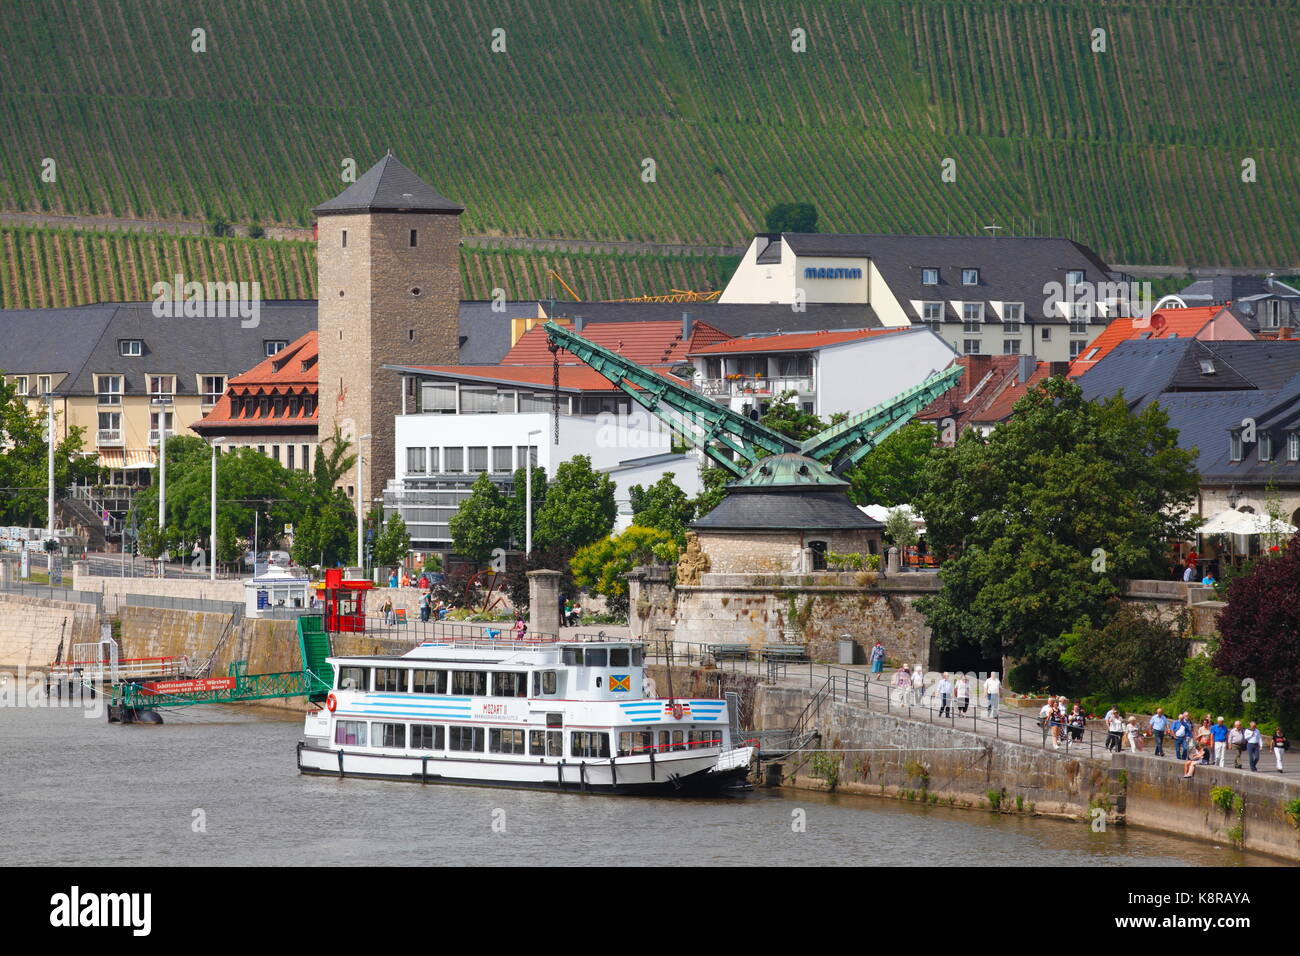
562, 598, 582, 628
387, 569, 438, 590
1101, 706, 1287, 776
1038, 696, 1089, 749
890, 664, 1004, 719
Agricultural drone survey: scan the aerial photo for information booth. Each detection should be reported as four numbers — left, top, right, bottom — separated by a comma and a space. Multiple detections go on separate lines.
315, 568, 375, 632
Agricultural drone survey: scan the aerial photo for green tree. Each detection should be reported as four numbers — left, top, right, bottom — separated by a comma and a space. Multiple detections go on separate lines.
506, 465, 548, 548
372, 511, 412, 567
691, 465, 731, 519
0, 377, 101, 527
1060, 603, 1189, 698
759, 389, 828, 442
534, 455, 616, 551
915, 377, 1200, 684
449, 472, 511, 566
629, 473, 694, 544
883, 507, 919, 555
290, 428, 357, 569
570, 525, 677, 617
764, 202, 818, 233
844, 421, 938, 506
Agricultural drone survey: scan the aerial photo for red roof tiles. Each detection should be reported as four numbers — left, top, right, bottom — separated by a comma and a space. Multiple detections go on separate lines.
193, 331, 318, 431
688, 327, 905, 356
502, 320, 730, 367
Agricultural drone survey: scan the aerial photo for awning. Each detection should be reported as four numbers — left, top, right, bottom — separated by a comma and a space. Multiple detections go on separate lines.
1198, 509, 1296, 536
97, 448, 157, 469
859, 503, 926, 531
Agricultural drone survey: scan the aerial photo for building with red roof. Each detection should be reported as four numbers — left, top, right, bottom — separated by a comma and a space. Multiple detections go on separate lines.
192, 331, 320, 472
1067, 305, 1253, 377
916, 354, 1072, 441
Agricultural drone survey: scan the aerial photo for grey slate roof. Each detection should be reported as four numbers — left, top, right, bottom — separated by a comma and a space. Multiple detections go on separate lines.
776, 233, 1116, 325
457, 300, 544, 365
1177, 275, 1300, 305
693, 488, 881, 531
1077, 339, 1300, 486
0, 301, 317, 396
543, 301, 884, 336
313, 153, 464, 216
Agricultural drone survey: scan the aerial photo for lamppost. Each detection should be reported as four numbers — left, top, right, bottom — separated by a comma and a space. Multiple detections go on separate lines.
209, 438, 225, 581
152, 395, 173, 575
525, 429, 542, 555
43, 391, 55, 543
356, 434, 372, 570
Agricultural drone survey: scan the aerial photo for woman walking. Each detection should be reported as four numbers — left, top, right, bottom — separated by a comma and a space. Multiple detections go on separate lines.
894, 666, 911, 706
1197, 715, 1214, 765
1067, 704, 1086, 743
1125, 715, 1142, 752
1273, 725, 1288, 773
955, 675, 971, 715
911, 664, 925, 706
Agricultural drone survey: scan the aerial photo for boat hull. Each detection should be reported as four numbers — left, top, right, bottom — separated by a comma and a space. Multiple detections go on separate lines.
297, 741, 749, 796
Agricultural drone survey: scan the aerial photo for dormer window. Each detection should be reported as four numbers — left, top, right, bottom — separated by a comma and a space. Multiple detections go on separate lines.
1259, 433, 1273, 462
921, 268, 939, 285
120, 340, 143, 357
1230, 431, 1243, 462
1199, 359, 1216, 376
1066, 270, 1085, 288
1288, 432, 1299, 462
265, 340, 287, 357
962, 268, 979, 286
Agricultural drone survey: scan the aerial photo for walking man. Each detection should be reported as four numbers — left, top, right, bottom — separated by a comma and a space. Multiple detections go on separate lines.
1149, 708, 1169, 757
984, 671, 1001, 718
869, 640, 886, 680
1212, 717, 1229, 767
1228, 720, 1245, 769
955, 674, 971, 715
1173, 712, 1190, 761
936, 672, 952, 717
1244, 721, 1262, 772
911, 663, 925, 706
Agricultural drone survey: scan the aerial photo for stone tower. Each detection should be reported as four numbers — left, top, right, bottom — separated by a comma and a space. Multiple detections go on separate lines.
314, 152, 463, 506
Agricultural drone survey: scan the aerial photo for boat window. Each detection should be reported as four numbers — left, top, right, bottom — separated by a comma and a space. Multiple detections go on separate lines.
658, 730, 671, 752
689, 730, 722, 748
546, 712, 563, 728
531, 671, 557, 696
584, 648, 608, 667
491, 672, 528, 697
448, 726, 485, 752
618, 731, 656, 756
338, 666, 368, 691
412, 669, 447, 695
632, 647, 644, 666
450, 671, 488, 696
410, 724, 444, 750
489, 728, 526, 754
562, 647, 581, 666
374, 668, 408, 693
375, 722, 406, 749
671, 730, 686, 752
334, 720, 367, 746
570, 731, 610, 759
609, 647, 630, 667
529, 730, 563, 756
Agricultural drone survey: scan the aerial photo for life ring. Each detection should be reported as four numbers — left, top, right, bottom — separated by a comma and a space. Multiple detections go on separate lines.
326, 693, 337, 713
671, 702, 684, 720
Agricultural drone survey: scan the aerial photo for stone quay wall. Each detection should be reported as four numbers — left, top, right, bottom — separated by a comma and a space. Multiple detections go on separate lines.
0, 593, 101, 669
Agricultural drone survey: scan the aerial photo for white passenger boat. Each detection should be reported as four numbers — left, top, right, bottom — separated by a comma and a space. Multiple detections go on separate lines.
297, 634, 753, 795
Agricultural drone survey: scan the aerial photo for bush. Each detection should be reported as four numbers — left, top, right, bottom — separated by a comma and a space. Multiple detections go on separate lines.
1060, 603, 1187, 699
1007, 663, 1038, 694
1169, 655, 1243, 720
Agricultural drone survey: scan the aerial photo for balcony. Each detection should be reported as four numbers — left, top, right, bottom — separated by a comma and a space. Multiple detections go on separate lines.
96, 429, 124, 446
700, 376, 814, 398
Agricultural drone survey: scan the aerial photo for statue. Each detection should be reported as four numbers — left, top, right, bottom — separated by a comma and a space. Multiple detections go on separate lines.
676, 530, 711, 586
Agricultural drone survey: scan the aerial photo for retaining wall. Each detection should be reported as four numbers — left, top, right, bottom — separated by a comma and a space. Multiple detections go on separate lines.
0, 593, 101, 669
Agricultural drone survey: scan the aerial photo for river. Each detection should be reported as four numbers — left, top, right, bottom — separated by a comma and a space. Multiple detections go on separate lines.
1, 700, 1279, 867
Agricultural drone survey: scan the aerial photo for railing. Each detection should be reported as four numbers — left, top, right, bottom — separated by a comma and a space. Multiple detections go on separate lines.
49, 655, 189, 682
348, 615, 560, 645
0, 580, 103, 609
95, 429, 124, 446
644, 640, 1105, 759
122, 592, 244, 621
699, 376, 814, 398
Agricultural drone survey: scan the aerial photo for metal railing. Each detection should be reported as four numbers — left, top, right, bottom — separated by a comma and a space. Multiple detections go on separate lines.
644, 640, 1106, 759
699, 375, 814, 398
0, 580, 104, 609
122, 592, 244, 621
341, 614, 560, 645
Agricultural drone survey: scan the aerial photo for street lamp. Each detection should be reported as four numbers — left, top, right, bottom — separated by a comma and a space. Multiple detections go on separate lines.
43, 391, 55, 542
1226, 485, 1241, 509
356, 434, 372, 569
209, 438, 225, 581
525, 429, 542, 555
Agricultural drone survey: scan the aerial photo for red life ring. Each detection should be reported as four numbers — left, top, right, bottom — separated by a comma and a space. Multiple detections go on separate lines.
326, 693, 337, 713
671, 702, 684, 720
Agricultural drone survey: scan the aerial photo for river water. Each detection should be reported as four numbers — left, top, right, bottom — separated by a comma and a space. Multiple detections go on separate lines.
1, 700, 1279, 867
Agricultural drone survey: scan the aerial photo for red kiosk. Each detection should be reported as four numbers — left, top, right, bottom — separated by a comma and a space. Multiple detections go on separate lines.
316, 568, 375, 632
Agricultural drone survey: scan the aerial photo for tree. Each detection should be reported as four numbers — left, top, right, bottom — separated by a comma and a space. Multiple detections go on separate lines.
534, 455, 616, 551
1214, 534, 1300, 727
691, 466, 731, 520
629, 473, 694, 544
883, 507, 919, 554
844, 421, 938, 506
570, 525, 677, 618
372, 511, 411, 568
290, 428, 357, 569
764, 202, 818, 234
506, 465, 547, 548
1060, 603, 1189, 699
914, 377, 1200, 684
0, 377, 101, 526
449, 473, 511, 566
759, 390, 828, 442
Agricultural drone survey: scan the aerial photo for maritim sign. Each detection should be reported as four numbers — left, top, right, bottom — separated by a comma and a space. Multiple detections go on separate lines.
804, 266, 863, 280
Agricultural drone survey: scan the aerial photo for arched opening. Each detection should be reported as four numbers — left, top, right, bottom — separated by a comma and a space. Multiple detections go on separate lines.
808, 539, 827, 571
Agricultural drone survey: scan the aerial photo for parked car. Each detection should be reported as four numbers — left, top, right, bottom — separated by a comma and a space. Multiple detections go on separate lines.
245, 550, 291, 569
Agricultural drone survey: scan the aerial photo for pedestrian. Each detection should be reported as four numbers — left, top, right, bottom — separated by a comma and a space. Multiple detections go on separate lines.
955, 674, 970, 715
417, 572, 429, 589
1212, 717, 1229, 767
1173, 711, 1190, 760
400, 570, 412, 588
1104, 707, 1124, 753
512, 616, 527, 640
420, 590, 432, 623
563, 598, 574, 627
1273, 726, 1288, 773
984, 671, 1001, 717
1125, 715, 1142, 752
1182, 564, 1194, 583
388, 570, 398, 589
937, 672, 952, 717
1041, 696, 1060, 748
381, 597, 395, 627
1149, 708, 1169, 757
894, 666, 911, 706
1228, 720, 1245, 769
1068, 704, 1086, 743
911, 663, 925, 706
1197, 715, 1214, 764
1244, 721, 1262, 772
870, 640, 886, 680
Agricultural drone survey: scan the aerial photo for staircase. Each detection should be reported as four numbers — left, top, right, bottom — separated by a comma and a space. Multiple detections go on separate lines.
296, 616, 334, 702
57, 495, 107, 550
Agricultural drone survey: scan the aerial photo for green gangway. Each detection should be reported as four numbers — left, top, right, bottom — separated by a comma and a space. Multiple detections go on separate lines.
297, 616, 335, 703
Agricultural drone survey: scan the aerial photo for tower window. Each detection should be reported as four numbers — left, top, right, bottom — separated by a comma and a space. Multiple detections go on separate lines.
411, 287, 422, 297
342, 229, 348, 248
410, 229, 418, 247
408, 329, 415, 342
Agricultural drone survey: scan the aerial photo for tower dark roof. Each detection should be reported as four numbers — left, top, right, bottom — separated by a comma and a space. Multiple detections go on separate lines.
692, 454, 880, 531
313, 153, 464, 216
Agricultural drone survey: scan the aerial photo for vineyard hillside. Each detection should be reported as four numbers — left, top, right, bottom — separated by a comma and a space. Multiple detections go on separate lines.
1, 1, 1297, 266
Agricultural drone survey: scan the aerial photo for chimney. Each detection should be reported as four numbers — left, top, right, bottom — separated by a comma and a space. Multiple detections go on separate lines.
969, 354, 992, 368
1280, 326, 1292, 340
682, 311, 694, 340
1049, 361, 1071, 377
1016, 354, 1035, 383
574, 315, 585, 334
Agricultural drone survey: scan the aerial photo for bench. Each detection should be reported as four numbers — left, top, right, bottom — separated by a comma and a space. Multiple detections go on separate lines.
707, 643, 751, 661
761, 644, 808, 663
